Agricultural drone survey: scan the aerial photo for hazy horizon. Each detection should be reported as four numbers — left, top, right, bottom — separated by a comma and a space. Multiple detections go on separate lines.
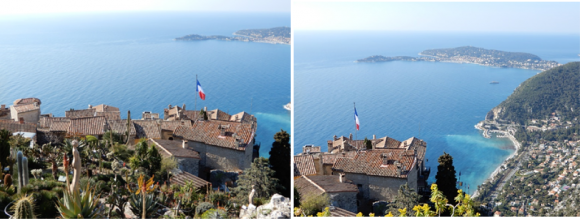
293, 2, 580, 34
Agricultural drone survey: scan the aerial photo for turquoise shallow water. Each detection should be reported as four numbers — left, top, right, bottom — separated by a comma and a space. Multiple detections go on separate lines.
294, 31, 580, 191
0, 12, 290, 158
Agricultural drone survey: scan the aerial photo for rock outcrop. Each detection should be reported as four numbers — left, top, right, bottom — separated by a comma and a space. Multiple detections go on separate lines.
239, 194, 291, 219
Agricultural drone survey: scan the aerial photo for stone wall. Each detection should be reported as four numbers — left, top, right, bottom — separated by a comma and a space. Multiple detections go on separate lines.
189, 140, 252, 172
11, 108, 40, 124
345, 173, 409, 202
329, 192, 358, 213
177, 157, 199, 176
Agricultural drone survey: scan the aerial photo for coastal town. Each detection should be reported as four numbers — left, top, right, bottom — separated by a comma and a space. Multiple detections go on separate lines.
175, 26, 291, 45
473, 112, 580, 216
0, 97, 292, 218
356, 46, 562, 71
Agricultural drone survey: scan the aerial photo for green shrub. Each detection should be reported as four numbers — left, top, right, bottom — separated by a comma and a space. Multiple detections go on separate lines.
103, 161, 112, 169
254, 197, 269, 206
196, 202, 214, 216
34, 190, 59, 218
299, 194, 329, 216
200, 209, 227, 219
208, 191, 228, 206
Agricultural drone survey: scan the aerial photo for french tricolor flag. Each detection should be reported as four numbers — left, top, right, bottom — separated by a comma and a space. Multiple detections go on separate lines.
354, 107, 360, 130
196, 80, 206, 100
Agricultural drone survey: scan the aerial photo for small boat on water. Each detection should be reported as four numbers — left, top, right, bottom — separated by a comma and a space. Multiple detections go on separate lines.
284, 102, 291, 111
490, 81, 499, 84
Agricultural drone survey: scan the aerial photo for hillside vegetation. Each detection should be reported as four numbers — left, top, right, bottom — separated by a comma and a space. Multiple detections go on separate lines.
487, 62, 580, 124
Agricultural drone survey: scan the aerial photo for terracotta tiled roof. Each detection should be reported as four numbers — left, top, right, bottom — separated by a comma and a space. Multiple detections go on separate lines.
332, 149, 417, 178
93, 104, 119, 112
13, 98, 41, 106
50, 121, 70, 132
133, 120, 161, 139
39, 117, 69, 128
170, 170, 210, 189
294, 155, 317, 176
95, 111, 121, 120
230, 111, 256, 123
160, 120, 192, 131
174, 120, 255, 151
330, 207, 357, 217
375, 137, 402, 149
321, 152, 357, 165
149, 139, 200, 159
0, 120, 37, 133
107, 120, 136, 136
67, 116, 107, 136
295, 175, 358, 199
207, 109, 231, 121
13, 104, 40, 113
65, 108, 96, 119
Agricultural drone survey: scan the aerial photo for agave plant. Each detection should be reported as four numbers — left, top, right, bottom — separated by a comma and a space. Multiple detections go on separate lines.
55, 182, 104, 218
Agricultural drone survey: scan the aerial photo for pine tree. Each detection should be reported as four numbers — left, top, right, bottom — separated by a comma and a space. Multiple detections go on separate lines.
269, 129, 290, 197
364, 137, 372, 150
233, 157, 279, 205
435, 152, 458, 205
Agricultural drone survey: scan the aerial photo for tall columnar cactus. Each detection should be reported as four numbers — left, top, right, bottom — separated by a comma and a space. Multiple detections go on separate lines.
17, 151, 23, 194
11, 194, 37, 219
22, 157, 29, 185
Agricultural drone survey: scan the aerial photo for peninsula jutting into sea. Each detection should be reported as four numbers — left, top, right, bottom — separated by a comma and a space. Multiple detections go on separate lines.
357, 46, 561, 71
175, 26, 290, 44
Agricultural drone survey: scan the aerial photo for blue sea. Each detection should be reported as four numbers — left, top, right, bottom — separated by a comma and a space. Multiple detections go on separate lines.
0, 12, 290, 158
294, 31, 580, 193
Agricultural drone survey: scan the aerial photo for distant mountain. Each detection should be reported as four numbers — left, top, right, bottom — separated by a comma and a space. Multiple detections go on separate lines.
486, 62, 580, 124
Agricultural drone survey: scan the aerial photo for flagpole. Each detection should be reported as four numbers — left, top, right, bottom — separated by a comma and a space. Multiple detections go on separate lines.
354, 102, 357, 142
195, 74, 198, 112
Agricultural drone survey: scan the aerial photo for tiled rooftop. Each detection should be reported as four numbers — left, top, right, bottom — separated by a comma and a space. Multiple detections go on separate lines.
170, 170, 210, 189
65, 108, 96, 119
295, 175, 358, 198
13, 98, 41, 106
333, 149, 419, 178
49, 120, 70, 132
13, 104, 40, 113
39, 117, 69, 129
95, 111, 121, 120
149, 139, 200, 159
133, 120, 161, 139
67, 116, 107, 136
0, 120, 37, 133
107, 120, 137, 136
160, 120, 192, 131
294, 155, 317, 176
173, 120, 255, 151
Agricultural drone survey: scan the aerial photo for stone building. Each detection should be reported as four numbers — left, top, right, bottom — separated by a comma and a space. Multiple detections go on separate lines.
294, 175, 359, 213
0, 104, 11, 120
149, 139, 201, 176
331, 136, 429, 204
172, 119, 256, 177
10, 98, 41, 124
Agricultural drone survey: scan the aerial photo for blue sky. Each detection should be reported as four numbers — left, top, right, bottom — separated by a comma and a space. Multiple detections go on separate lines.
0, 0, 290, 15
293, 2, 580, 33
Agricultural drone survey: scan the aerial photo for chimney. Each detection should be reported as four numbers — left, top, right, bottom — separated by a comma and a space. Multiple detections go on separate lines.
168, 104, 172, 109
182, 104, 186, 111
373, 135, 376, 140
88, 104, 92, 109
219, 126, 226, 136
204, 107, 207, 113
333, 135, 337, 140
182, 140, 188, 149
349, 133, 353, 140
339, 173, 345, 183
18, 117, 24, 124
1, 104, 5, 110
396, 162, 402, 177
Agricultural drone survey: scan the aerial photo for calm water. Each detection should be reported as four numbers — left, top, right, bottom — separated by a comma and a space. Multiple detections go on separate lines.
294, 31, 580, 192
0, 12, 290, 158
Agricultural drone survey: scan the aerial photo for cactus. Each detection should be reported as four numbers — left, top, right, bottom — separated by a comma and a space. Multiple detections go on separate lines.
11, 194, 37, 219
22, 157, 29, 185
4, 174, 12, 187
17, 151, 23, 194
